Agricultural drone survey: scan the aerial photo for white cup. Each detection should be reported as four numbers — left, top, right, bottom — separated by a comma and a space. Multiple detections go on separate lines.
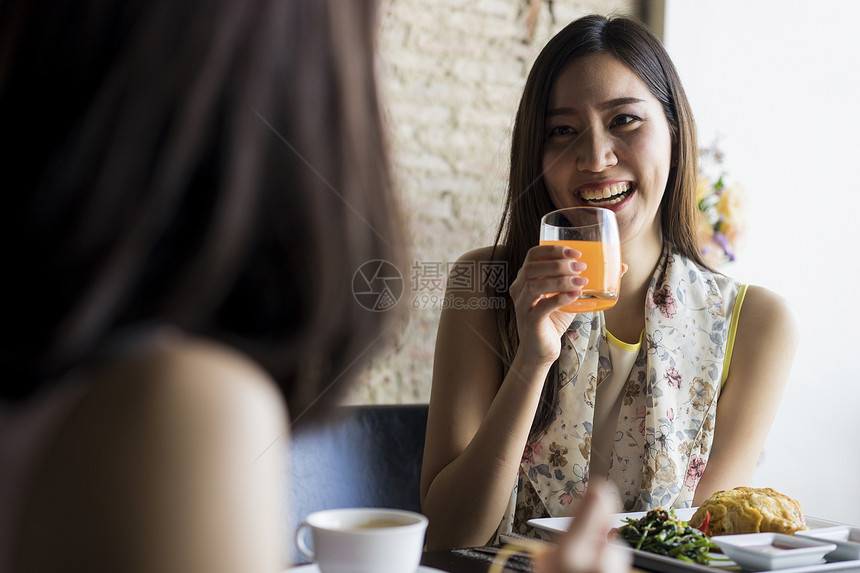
295, 507, 428, 573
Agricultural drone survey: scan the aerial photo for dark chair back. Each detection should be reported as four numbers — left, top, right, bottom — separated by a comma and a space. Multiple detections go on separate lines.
286, 404, 429, 562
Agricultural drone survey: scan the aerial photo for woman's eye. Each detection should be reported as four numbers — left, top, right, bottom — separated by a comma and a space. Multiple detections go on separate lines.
611, 114, 640, 127
548, 125, 576, 137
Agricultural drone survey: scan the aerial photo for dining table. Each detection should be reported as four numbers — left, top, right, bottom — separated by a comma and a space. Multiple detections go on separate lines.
287, 544, 650, 572
420, 547, 651, 573
421, 548, 504, 572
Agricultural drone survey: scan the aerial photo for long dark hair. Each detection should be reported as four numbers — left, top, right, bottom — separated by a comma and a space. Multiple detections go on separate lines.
492, 14, 703, 438
0, 0, 404, 420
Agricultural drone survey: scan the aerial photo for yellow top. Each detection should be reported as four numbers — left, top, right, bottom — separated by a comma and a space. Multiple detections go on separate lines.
605, 281, 747, 390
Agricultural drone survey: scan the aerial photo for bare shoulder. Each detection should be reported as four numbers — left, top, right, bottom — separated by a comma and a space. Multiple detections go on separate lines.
737, 285, 799, 341
728, 284, 799, 391
696, 287, 799, 497
101, 334, 286, 416
446, 245, 506, 299
429, 244, 507, 389
57, 334, 290, 450
457, 245, 500, 264
78, 332, 289, 470
38, 332, 287, 443
16, 334, 287, 571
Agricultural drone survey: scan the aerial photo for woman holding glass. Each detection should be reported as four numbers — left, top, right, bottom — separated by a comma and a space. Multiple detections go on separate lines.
420, 14, 799, 550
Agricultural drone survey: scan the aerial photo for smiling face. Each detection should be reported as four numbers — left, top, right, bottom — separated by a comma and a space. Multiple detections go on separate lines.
542, 52, 674, 246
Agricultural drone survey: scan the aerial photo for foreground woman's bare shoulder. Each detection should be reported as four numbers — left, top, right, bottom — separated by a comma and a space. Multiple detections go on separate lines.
111, 334, 285, 414
16, 335, 287, 572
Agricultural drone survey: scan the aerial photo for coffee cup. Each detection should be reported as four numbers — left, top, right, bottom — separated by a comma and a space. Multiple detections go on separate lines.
295, 507, 428, 573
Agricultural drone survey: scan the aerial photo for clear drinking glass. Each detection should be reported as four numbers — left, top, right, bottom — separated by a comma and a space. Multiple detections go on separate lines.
539, 206, 622, 313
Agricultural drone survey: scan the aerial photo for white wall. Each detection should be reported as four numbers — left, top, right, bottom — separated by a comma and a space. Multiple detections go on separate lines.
664, 0, 860, 524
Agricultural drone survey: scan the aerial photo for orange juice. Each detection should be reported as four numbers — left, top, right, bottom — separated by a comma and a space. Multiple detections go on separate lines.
540, 239, 621, 312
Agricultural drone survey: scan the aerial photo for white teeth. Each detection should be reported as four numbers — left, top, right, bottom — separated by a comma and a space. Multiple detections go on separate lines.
580, 182, 631, 202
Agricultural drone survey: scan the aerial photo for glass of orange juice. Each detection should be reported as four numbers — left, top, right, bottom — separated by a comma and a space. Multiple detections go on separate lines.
539, 206, 621, 313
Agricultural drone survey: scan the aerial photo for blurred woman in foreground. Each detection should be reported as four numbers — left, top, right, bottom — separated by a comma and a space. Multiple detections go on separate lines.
1, 1, 400, 570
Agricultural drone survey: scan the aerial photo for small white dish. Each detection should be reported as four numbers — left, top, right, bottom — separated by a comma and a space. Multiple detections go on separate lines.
711, 532, 836, 571
796, 526, 860, 562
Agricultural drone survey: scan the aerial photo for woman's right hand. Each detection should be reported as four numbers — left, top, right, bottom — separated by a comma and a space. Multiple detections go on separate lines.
508, 244, 587, 368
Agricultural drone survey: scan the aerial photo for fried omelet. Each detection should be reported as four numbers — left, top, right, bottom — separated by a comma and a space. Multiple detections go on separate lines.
689, 486, 806, 536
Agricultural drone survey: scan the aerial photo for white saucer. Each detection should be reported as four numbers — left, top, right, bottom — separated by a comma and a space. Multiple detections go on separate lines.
284, 565, 444, 572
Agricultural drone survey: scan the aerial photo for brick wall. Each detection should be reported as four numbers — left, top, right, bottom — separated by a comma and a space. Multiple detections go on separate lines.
344, 0, 641, 404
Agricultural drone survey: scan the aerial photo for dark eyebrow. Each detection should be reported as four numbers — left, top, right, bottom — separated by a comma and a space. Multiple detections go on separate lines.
602, 97, 646, 109
546, 97, 647, 117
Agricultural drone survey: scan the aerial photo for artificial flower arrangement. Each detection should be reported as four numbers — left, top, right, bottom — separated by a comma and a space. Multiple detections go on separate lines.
696, 144, 746, 268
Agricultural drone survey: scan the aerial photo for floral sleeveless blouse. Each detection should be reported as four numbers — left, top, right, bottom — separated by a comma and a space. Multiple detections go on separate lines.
499, 246, 747, 535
